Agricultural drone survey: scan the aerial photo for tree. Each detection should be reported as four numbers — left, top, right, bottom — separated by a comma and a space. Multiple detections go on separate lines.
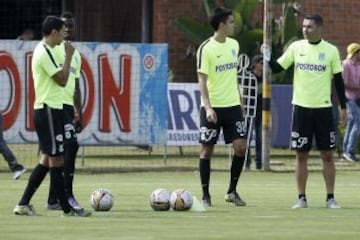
176, 0, 302, 83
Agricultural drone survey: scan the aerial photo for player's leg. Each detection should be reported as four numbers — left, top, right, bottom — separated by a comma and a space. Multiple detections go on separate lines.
294, 151, 309, 206
290, 106, 313, 209
198, 107, 220, 207
221, 106, 247, 206
199, 143, 214, 207
316, 107, 340, 208
14, 108, 53, 216
63, 104, 82, 209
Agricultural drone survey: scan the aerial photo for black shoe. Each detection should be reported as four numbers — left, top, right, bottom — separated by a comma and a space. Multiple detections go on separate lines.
63, 208, 92, 217
202, 195, 212, 207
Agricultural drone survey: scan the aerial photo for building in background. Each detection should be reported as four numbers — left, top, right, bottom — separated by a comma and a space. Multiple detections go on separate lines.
0, 0, 359, 82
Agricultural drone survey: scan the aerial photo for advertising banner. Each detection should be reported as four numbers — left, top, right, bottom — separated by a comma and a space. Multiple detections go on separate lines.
0, 40, 168, 145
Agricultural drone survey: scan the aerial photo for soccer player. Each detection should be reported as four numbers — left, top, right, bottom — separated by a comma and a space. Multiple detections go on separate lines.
46, 11, 84, 211
196, 7, 247, 207
13, 16, 90, 217
266, 14, 347, 208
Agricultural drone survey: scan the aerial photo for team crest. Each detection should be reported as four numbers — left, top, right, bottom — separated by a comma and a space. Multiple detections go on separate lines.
318, 52, 325, 61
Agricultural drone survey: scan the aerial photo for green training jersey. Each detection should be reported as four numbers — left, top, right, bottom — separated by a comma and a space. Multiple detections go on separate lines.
277, 39, 342, 108
32, 41, 64, 109
196, 37, 240, 107
55, 43, 82, 106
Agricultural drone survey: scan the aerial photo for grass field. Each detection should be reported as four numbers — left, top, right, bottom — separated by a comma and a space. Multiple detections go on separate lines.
1, 170, 360, 240
3, 144, 360, 172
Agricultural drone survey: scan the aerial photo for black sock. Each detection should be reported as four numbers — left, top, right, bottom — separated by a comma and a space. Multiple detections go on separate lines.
47, 185, 58, 205
199, 158, 210, 197
298, 194, 306, 201
326, 193, 334, 201
19, 164, 49, 205
227, 155, 245, 194
50, 167, 71, 213
63, 140, 78, 197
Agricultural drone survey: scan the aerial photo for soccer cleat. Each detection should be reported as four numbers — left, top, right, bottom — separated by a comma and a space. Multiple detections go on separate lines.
14, 204, 40, 216
46, 202, 62, 210
202, 195, 212, 208
326, 198, 341, 209
224, 192, 246, 206
13, 168, 26, 180
342, 153, 359, 162
68, 196, 83, 210
62, 208, 92, 217
291, 198, 308, 209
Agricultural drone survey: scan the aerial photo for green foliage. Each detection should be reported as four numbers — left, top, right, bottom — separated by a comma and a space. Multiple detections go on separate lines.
176, 17, 213, 45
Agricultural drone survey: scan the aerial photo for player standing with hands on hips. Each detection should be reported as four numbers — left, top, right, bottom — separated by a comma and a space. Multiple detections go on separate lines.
264, 14, 347, 209
196, 7, 248, 207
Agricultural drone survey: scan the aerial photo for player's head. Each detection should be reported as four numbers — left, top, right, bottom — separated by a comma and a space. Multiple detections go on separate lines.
210, 7, 234, 35
61, 11, 76, 41
41, 16, 65, 44
302, 14, 323, 42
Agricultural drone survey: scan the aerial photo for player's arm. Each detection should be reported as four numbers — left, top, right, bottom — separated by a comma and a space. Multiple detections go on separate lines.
268, 54, 285, 74
334, 72, 347, 109
53, 41, 75, 86
237, 80, 246, 116
198, 73, 217, 124
334, 72, 348, 125
73, 77, 83, 132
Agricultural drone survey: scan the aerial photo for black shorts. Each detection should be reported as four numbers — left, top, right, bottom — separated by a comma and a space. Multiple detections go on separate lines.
34, 105, 64, 156
290, 105, 336, 151
199, 105, 247, 144
63, 104, 77, 143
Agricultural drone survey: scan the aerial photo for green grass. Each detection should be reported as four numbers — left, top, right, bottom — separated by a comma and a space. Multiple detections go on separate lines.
1, 171, 360, 239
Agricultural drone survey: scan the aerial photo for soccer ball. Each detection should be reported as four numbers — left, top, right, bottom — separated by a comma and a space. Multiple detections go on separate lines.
90, 189, 114, 211
169, 189, 193, 211
150, 188, 171, 211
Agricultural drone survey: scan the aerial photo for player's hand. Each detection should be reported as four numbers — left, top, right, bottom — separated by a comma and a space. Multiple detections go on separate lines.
339, 108, 347, 126
73, 113, 83, 133
206, 107, 217, 124
64, 41, 75, 57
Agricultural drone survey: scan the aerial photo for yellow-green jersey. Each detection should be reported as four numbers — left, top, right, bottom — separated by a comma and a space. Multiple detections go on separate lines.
277, 39, 343, 108
55, 43, 82, 106
32, 41, 64, 109
196, 37, 240, 107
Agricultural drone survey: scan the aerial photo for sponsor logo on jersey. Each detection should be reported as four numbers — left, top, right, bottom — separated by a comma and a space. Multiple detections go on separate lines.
215, 62, 238, 72
295, 62, 326, 72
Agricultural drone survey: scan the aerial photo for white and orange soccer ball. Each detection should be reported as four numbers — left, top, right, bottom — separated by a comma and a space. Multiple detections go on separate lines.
150, 188, 171, 211
90, 189, 114, 211
169, 189, 193, 211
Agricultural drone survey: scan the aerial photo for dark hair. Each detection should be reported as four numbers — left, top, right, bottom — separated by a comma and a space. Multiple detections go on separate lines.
304, 14, 323, 26
61, 11, 74, 19
41, 16, 64, 36
210, 7, 233, 31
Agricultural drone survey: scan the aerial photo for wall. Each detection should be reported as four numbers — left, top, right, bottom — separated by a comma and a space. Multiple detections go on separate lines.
152, 0, 204, 82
